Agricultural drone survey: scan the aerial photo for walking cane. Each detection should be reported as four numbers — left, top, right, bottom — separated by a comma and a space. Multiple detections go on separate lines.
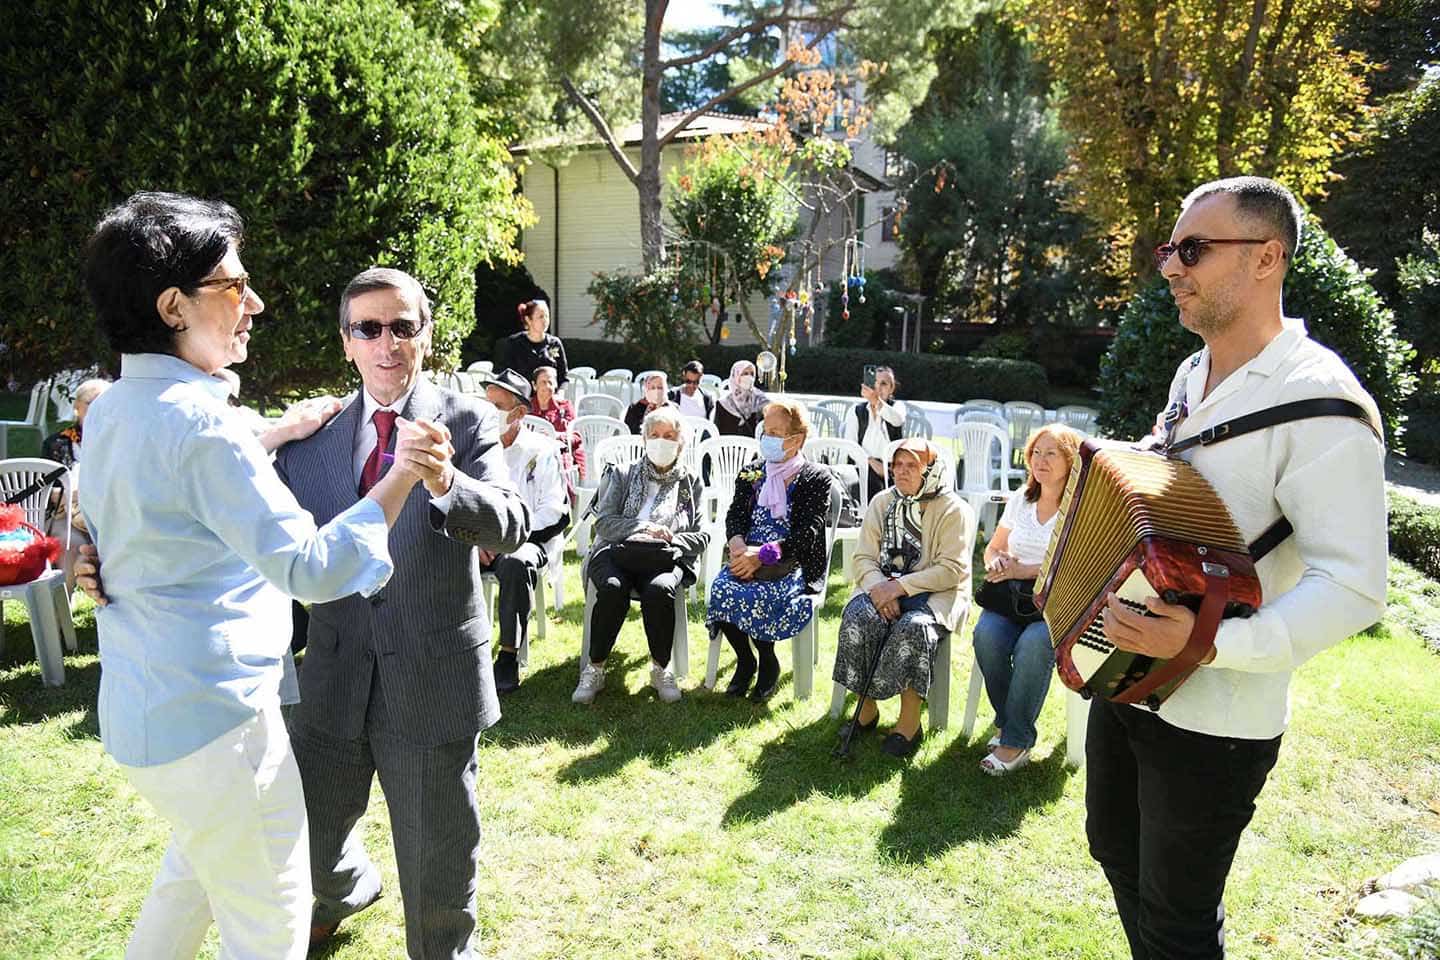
834, 623, 891, 761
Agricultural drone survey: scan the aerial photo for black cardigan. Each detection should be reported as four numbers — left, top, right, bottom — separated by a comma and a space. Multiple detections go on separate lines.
724, 459, 834, 591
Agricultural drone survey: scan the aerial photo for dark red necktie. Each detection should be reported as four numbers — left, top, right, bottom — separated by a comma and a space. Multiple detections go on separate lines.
359, 409, 397, 495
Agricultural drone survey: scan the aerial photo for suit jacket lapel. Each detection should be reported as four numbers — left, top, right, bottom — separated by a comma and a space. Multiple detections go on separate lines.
321, 390, 364, 504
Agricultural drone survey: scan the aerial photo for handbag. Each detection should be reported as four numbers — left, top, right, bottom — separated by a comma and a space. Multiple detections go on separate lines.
976, 577, 1043, 626
749, 556, 798, 581
605, 538, 681, 576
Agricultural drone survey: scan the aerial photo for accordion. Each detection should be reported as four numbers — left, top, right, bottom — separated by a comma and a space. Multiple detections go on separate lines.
1035, 440, 1262, 709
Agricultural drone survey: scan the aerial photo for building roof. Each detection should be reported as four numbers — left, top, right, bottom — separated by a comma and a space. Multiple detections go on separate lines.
513, 111, 774, 154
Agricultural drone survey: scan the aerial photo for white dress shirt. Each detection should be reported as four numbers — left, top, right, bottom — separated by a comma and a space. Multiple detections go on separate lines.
998, 488, 1058, 565
1154, 319, 1386, 740
353, 383, 456, 510
676, 388, 708, 419
502, 428, 567, 534
844, 398, 908, 459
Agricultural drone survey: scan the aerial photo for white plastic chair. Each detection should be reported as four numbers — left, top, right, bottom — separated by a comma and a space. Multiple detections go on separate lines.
902, 407, 933, 440
802, 437, 870, 571
521, 415, 558, 439
1003, 401, 1045, 468
479, 530, 566, 667
573, 429, 642, 551
963, 398, 1004, 414
0, 379, 52, 459
961, 657, 1089, 769
466, 360, 494, 374
432, 370, 467, 392
579, 549, 692, 680
0, 458, 75, 685
828, 498, 977, 732
594, 374, 633, 406
952, 421, 1014, 535
576, 393, 626, 421
694, 436, 761, 591
679, 417, 717, 477
816, 398, 853, 425
1056, 405, 1099, 435
705, 478, 844, 700
48, 369, 100, 424
809, 407, 842, 439
569, 366, 598, 382
699, 373, 722, 392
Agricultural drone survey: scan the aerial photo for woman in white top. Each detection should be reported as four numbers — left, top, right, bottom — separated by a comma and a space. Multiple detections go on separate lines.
972, 423, 1081, 775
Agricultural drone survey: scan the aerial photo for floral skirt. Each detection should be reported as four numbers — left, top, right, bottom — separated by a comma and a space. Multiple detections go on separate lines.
831, 593, 942, 701
706, 565, 811, 643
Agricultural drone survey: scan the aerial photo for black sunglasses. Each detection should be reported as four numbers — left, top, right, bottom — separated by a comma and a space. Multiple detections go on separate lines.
1154, 236, 1276, 270
346, 318, 426, 340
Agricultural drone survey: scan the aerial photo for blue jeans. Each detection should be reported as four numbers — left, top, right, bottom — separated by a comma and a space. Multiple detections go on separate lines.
971, 609, 1055, 750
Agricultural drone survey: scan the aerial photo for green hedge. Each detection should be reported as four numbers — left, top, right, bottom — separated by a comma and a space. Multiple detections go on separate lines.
565, 340, 1049, 404
1388, 491, 1440, 583
1402, 381, 1440, 467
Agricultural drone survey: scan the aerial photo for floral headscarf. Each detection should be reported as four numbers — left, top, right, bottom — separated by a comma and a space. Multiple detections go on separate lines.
720, 360, 767, 419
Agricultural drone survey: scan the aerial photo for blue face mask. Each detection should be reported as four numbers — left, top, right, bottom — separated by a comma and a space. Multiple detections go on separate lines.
759, 434, 789, 462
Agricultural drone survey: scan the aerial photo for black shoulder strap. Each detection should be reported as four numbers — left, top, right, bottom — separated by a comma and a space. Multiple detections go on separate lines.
1167, 398, 1377, 455
6, 466, 67, 506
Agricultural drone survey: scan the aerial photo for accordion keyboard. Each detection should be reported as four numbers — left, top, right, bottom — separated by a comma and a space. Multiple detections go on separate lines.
1070, 595, 1149, 683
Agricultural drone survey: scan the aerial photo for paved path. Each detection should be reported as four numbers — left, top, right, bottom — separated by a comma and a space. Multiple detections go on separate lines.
1387, 454, 1440, 508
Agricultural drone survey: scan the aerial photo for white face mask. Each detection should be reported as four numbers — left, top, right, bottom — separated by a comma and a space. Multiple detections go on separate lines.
645, 437, 680, 468
738, 374, 755, 390
646, 387, 665, 404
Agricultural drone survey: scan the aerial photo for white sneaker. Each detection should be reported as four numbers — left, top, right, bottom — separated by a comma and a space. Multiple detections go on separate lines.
649, 662, 682, 703
572, 662, 606, 704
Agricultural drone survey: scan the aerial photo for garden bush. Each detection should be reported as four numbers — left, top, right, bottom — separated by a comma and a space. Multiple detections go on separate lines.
1096, 216, 1416, 444
566, 339, 1050, 404
1388, 491, 1440, 584
1402, 380, 1440, 467
0, 0, 529, 400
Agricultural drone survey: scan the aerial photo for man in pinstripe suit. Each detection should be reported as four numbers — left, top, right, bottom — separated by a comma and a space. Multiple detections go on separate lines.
276, 267, 529, 959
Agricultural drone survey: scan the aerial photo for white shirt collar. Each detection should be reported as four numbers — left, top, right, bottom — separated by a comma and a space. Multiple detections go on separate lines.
358, 382, 418, 425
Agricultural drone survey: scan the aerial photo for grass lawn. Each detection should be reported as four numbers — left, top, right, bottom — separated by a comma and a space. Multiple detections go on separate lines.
1, 554, 1437, 960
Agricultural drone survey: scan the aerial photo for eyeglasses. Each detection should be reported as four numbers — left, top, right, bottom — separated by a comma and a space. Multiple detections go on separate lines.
1153, 237, 1275, 270
346, 318, 427, 340
194, 273, 250, 302
682, 378, 701, 386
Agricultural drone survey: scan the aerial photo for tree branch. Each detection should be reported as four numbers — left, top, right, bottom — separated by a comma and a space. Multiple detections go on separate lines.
656, 10, 853, 149
560, 75, 640, 185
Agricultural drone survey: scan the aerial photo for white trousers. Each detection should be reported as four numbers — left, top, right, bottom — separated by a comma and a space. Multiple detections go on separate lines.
121, 702, 310, 960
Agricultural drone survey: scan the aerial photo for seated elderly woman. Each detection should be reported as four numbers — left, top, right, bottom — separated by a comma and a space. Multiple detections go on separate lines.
573, 407, 708, 705
706, 398, 834, 702
832, 439, 971, 758
972, 423, 1081, 775
41, 378, 112, 590
625, 371, 677, 434
714, 360, 768, 437
529, 364, 585, 492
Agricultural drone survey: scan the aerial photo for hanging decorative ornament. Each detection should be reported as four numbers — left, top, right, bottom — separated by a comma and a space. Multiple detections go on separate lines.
842, 309, 851, 320
720, 323, 730, 340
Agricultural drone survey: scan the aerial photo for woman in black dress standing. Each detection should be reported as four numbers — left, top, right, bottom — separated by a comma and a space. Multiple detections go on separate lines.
497, 299, 568, 386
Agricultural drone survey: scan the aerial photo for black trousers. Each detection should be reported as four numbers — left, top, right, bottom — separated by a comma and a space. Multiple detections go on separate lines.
479, 541, 548, 650
1086, 698, 1282, 960
586, 548, 683, 666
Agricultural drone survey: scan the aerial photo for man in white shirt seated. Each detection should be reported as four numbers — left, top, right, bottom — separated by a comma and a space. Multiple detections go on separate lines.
842, 364, 907, 501
480, 368, 571, 693
1093, 176, 1386, 960
668, 359, 715, 420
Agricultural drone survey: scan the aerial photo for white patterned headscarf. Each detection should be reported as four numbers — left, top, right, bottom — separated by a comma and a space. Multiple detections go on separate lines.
881, 439, 944, 575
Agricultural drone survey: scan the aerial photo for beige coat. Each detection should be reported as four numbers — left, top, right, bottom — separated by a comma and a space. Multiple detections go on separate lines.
849, 489, 974, 633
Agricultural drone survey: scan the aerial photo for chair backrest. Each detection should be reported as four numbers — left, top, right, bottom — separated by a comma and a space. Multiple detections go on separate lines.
680, 417, 718, 475
570, 415, 629, 487
601, 368, 634, 381
521, 415, 557, 438
959, 410, 1008, 433
1056, 405, 1099, 434
466, 360, 494, 374
1003, 401, 1045, 464
49, 369, 99, 424
633, 369, 667, 387
16, 379, 52, 434
699, 373, 722, 391
963, 398, 1004, 414
697, 436, 760, 507
569, 365, 598, 381
809, 406, 842, 439
803, 437, 872, 507
883, 438, 956, 491
808, 473, 849, 602
902, 407, 933, 440
0, 457, 71, 555
594, 374, 632, 404
590, 434, 646, 475
576, 393, 626, 420
816, 398, 854, 424
951, 421, 1011, 493
432, 370, 466, 392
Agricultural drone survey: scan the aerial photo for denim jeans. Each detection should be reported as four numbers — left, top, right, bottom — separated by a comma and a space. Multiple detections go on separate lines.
970, 608, 1055, 749
1086, 698, 1282, 960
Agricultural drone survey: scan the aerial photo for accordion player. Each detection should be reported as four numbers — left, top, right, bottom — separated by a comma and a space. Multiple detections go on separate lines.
1034, 440, 1262, 709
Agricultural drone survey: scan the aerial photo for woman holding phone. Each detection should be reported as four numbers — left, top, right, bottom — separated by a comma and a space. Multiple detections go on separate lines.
843, 364, 907, 504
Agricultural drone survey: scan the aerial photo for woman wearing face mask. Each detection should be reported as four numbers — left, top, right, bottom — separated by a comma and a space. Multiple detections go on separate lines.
714, 360, 768, 437
573, 407, 708, 705
832, 439, 971, 758
705, 399, 835, 701
624, 372, 676, 435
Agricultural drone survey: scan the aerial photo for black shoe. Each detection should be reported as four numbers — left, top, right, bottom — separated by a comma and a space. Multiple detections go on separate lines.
494, 652, 520, 694
880, 727, 924, 758
724, 666, 755, 698
836, 713, 879, 741
748, 678, 780, 702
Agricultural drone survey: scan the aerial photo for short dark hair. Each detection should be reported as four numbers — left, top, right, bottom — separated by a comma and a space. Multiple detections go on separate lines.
1182, 176, 1303, 261
339, 267, 432, 333
682, 360, 703, 376
84, 191, 243, 355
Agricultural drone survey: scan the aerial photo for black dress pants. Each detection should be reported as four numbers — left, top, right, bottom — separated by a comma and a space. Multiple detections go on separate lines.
1086, 698, 1282, 960
586, 548, 683, 666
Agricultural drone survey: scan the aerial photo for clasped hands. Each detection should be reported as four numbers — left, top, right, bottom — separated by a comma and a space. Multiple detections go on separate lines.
866, 577, 907, 622
391, 417, 455, 498
726, 536, 762, 580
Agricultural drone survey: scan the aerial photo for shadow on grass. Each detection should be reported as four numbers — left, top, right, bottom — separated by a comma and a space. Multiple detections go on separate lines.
477, 646, 763, 785
877, 733, 1072, 863
0, 653, 100, 738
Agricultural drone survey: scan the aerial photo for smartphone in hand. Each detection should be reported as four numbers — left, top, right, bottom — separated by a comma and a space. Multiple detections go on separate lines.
862, 364, 878, 389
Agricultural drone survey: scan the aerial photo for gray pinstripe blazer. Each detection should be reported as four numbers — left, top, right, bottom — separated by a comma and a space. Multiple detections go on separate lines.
276, 377, 530, 746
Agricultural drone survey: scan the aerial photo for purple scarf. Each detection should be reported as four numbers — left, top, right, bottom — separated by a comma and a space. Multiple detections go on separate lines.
757, 453, 805, 520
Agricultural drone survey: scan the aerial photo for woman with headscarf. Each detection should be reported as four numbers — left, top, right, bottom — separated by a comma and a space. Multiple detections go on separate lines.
573, 407, 708, 705
624, 371, 676, 434
832, 439, 972, 758
714, 360, 768, 437
706, 398, 834, 701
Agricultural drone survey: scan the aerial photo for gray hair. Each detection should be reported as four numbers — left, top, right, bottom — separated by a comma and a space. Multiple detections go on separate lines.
1181, 176, 1303, 261
642, 406, 685, 445
339, 266, 433, 332
643, 372, 669, 390
74, 378, 113, 406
